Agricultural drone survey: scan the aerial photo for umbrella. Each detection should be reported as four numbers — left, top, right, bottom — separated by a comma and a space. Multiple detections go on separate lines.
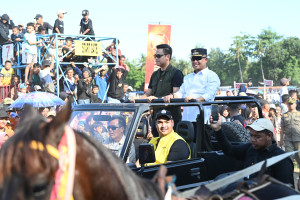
8, 91, 65, 108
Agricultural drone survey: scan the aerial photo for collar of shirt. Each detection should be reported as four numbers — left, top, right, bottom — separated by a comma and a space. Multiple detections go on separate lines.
193, 67, 209, 76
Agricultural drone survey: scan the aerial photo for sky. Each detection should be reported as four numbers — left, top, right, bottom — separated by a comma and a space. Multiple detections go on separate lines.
2, 0, 300, 61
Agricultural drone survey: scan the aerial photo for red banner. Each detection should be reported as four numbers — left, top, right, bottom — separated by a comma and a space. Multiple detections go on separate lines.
144, 24, 171, 91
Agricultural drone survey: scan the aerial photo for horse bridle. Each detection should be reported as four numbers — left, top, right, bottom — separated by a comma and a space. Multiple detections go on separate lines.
20, 126, 76, 200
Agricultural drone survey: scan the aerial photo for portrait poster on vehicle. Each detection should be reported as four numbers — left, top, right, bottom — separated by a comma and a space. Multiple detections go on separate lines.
144, 24, 171, 91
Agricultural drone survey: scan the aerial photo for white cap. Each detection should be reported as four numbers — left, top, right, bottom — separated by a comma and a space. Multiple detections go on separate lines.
246, 118, 274, 134
57, 10, 67, 15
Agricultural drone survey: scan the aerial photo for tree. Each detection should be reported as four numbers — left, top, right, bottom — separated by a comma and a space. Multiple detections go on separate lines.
125, 54, 146, 91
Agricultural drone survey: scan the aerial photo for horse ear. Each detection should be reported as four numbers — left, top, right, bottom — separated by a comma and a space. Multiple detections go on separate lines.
46, 102, 72, 145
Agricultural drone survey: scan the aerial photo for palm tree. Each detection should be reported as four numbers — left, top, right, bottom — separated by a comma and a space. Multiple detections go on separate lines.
228, 36, 246, 82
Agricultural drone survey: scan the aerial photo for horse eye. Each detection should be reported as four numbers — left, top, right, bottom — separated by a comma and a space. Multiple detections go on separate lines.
32, 182, 48, 197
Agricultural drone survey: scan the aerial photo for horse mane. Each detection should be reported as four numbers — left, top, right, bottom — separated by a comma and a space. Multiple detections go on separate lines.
0, 106, 57, 184
75, 130, 163, 200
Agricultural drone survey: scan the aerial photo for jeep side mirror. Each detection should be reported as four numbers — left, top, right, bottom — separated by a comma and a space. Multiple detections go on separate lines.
139, 143, 155, 164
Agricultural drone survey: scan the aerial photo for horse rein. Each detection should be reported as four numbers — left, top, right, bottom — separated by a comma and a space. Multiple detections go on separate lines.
19, 126, 76, 200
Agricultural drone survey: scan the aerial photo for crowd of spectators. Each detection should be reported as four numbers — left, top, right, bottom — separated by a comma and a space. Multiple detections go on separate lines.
0, 10, 131, 104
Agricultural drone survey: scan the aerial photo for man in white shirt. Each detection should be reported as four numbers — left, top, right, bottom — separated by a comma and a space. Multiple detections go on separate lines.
164, 48, 220, 123
103, 115, 136, 163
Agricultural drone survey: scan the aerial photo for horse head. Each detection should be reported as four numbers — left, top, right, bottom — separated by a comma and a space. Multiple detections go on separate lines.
0, 103, 163, 200
0, 103, 72, 200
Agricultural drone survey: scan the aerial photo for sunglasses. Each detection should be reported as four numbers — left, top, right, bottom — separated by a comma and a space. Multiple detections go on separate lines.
154, 54, 166, 59
108, 126, 119, 130
191, 56, 206, 61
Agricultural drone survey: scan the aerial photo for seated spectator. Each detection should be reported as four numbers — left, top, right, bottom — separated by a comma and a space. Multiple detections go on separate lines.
105, 39, 121, 67
91, 85, 102, 103
91, 121, 108, 142
145, 110, 190, 166
62, 37, 78, 62
39, 58, 55, 93
103, 115, 135, 163
79, 10, 95, 36
107, 67, 129, 103
34, 14, 53, 34
10, 75, 21, 100
77, 68, 93, 104
18, 83, 28, 97
119, 55, 128, 70
1, 60, 14, 85
8, 112, 19, 131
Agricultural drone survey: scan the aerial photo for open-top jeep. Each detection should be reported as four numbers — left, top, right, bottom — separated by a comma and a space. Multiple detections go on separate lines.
69, 96, 262, 190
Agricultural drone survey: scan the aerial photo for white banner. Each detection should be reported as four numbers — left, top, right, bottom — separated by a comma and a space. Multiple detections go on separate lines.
2, 44, 14, 65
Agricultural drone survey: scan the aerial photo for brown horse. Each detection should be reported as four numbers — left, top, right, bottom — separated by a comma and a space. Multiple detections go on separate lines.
0, 103, 163, 200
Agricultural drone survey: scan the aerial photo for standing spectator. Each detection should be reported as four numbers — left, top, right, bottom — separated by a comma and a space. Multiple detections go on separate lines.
275, 104, 282, 143
164, 48, 220, 124
39, 58, 55, 93
281, 94, 289, 114
105, 39, 122, 67
53, 10, 66, 34
226, 89, 232, 96
219, 105, 229, 122
77, 68, 92, 104
122, 83, 130, 102
10, 26, 23, 63
107, 67, 129, 103
62, 37, 78, 62
280, 97, 300, 168
10, 75, 20, 100
259, 98, 270, 119
10, 26, 23, 41
29, 63, 42, 87
280, 78, 290, 103
91, 85, 102, 103
119, 55, 128, 69
18, 23, 26, 34
24, 22, 41, 83
289, 90, 300, 111
94, 67, 108, 102
34, 14, 53, 34
247, 103, 259, 124
1, 60, 14, 85
63, 67, 79, 97
79, 10, 94, 36
228, 104, 247, 127
0, 14, 14, 44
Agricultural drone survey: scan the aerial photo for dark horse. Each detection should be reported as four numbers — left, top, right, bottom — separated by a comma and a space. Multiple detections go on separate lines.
0, 104, 163, 200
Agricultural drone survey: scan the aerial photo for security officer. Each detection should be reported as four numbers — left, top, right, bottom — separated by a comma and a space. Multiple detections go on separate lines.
146, 110, 190, 166
280, 97, 300, 167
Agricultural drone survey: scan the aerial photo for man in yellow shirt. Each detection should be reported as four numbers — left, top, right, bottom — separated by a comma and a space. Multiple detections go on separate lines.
1, 60, 14, 85
0, 108, 14, 137
148, 110, 190, 165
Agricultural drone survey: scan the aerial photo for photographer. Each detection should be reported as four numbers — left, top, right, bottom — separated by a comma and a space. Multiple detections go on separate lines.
77, 68, 93, 104
210, 115, 294, 185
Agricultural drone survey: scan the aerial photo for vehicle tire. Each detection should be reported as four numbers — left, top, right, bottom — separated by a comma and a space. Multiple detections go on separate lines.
221, 122, 249, 142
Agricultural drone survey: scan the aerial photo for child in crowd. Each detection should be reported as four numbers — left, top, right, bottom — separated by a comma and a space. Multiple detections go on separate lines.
11, 26, 23, 64
18, 23, 26, 34
24, 22, 41, 83
1, 60, 15, 85
18, 83, 28, 97
91, 85, 102, 103
30, 63, 41, 87
53, 10, 66, 34
39, 57, 55, 93
10, 75, 21, 100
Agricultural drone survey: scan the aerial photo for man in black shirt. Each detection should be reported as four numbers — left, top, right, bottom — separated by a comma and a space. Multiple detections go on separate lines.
210, 116, 294, 185
34, 14, 53, 34
79, 10, 95, 36
107, 67, 129, 103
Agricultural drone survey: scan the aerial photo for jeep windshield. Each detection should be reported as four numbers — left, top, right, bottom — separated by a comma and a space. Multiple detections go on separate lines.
69, 110, 135, 161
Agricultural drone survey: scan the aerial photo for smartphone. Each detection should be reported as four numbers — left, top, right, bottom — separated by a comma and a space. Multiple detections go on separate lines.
211, 104, 219, 123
